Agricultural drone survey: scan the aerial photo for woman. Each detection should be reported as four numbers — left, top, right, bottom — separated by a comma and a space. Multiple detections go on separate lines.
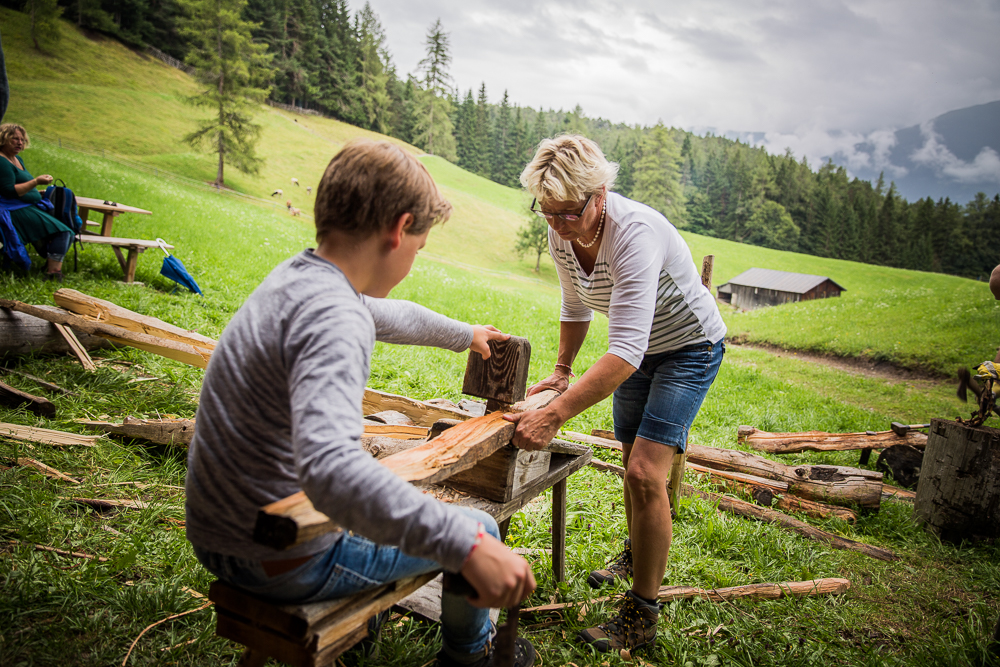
0, 123, 73, 281
506, 135, 726, 654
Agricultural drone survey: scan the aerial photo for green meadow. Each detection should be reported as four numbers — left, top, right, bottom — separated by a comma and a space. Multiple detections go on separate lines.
1, 11, 998, 666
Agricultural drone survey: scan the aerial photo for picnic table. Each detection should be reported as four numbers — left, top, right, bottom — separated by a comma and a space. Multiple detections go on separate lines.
76, 197, 151, 237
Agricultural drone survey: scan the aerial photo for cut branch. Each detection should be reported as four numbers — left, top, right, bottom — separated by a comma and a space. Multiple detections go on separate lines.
77, 416, 196, 447
0, 379, 56, 417
738, 425, 927, 453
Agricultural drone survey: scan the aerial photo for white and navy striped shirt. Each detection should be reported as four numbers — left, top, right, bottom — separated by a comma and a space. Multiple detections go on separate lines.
550, 193, 726, 368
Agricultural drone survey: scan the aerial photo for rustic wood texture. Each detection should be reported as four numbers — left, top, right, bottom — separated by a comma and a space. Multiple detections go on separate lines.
875, 445, 924, 489
0, 379, 56, 417
53, 323, 97, 370
701, 254, 715, 292
522, 577, 850, 616
0, 300, 212, 368
683, 485, 897, 560
739, 425, 927, 453
362, 388, 473, 427
915, 419, 1000, 542
444, 445, 551, 502
0, 308, 112, 356
361, 423, 429, 440
53, 289, 216, 349
78, 416, 196, 447
567, 430, 882, 510
0, 422, 101, 447
462, 335, 531, 406
363, 410, 415, 425
394, 574, 501, 625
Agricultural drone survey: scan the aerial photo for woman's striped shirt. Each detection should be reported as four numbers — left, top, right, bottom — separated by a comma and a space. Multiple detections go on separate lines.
550, 193, 726, 368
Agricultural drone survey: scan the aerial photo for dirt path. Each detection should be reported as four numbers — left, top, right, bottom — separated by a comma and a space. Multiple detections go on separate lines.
729, 341, 953, 387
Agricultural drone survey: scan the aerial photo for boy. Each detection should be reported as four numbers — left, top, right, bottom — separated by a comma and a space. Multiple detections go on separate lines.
185, 139, 537, 667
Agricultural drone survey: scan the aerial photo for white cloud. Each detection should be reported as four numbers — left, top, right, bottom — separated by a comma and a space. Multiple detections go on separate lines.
910, 122, 1000, 184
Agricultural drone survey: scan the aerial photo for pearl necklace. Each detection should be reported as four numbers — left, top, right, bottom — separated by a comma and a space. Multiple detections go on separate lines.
576, 197, 606, 249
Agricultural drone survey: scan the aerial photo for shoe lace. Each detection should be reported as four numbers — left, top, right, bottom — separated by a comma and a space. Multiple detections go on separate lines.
598, 596, 649, 646
604, 543, 633, 575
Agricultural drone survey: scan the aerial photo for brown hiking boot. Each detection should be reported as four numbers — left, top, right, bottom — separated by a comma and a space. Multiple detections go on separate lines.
578, 590, 660, 653
587, 538, 633, 588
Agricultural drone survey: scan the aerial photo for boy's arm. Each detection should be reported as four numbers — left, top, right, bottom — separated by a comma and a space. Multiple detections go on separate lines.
362, 296, 473, 352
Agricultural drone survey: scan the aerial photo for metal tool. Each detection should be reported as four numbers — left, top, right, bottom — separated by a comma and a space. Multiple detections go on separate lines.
890, 422, 931, 437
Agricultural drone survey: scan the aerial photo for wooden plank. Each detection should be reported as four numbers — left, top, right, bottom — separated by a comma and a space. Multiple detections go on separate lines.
77, 235, 169, 248
362, 423, 429, 440
0, 379, 56, 417
522, 577, 851, 616
123, 247, 140, 283
462, 335, 531, 407
738, 425, 927, 453
0, 422, 100, 447
362, 388, 473, 427
0, 300, 212, 368
53, 289, 216, 349
443, 446, 550, 503
77, 416, 195, 447
53, 323, 96, 370
682, 485, 897, 561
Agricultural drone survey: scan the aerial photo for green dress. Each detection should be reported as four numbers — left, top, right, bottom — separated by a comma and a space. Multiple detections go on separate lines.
0, 155, 72, 244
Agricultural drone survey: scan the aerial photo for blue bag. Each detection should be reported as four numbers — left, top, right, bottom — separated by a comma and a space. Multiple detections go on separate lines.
44, 179, 83, 270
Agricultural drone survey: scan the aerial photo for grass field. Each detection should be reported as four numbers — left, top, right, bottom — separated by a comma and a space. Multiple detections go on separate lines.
2, 12, 999, 667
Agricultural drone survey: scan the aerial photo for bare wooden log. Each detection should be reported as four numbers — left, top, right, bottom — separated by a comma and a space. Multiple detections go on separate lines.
0, 308, 112, 356
0, 379, 56, 417
522, 577, 851, 616
567, 430, 882, 510
0, 300, 212, 368
78, 416, 196, 447
0, 423, 101, 447
738, 425, 927, 453
53, 288, 216, 349
254, 391, 559, 549
362, 388, 472, 427
683, 485, 897, 560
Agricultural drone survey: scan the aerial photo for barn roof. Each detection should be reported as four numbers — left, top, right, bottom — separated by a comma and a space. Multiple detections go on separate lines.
719, 268, 846, 294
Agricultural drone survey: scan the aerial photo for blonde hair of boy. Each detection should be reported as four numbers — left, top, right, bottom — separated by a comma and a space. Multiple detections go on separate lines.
519, 134, 619, 204
314, 139, 452, 242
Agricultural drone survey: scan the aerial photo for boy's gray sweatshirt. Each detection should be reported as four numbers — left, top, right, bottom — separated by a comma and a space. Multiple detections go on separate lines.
185, 250, 479, 571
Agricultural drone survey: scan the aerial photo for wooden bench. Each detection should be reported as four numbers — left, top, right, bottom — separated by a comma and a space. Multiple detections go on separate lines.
77, 235, 171, 283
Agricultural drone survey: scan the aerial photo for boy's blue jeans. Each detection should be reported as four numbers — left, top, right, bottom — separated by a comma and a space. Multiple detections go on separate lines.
193, 507, 498, 657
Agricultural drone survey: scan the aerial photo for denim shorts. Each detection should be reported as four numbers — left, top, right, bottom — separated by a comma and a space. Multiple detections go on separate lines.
612, 339, 725, 452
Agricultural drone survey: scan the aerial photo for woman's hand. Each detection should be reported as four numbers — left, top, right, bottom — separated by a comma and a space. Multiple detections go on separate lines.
35, 174, 54, 186
460, 533, 536, 608
503, 405, 565, 451
469, 325, 509, 359
526, 372, 569, 397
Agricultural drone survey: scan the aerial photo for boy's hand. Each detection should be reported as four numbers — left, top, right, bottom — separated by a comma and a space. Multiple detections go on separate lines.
460, 534, 536, 608
470, 325, 509, 360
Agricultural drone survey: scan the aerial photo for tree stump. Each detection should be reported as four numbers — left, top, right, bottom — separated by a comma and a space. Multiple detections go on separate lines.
914, 419, 1000, 542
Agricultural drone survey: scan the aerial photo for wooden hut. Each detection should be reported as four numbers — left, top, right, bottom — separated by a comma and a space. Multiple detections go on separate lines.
716, 268, 845, 311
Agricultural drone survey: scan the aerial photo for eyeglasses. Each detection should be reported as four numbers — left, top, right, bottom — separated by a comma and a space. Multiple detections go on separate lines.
530, 194, 593, 221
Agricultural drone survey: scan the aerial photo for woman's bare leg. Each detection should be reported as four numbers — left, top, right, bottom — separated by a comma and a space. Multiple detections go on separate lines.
623, 437, 676, 600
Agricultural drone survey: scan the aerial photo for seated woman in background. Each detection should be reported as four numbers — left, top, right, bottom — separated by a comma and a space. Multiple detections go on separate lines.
0, 123, 73, 282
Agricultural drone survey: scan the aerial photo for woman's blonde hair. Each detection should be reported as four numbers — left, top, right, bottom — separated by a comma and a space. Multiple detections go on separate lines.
0, 124, 29, 150
519, 134, 618, 204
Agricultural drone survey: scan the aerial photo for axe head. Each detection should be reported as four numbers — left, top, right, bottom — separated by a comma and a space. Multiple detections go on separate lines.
462, 336, 531, 410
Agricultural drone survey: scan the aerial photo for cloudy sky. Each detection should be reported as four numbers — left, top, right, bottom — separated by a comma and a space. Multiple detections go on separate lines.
349, 0, 1000, 170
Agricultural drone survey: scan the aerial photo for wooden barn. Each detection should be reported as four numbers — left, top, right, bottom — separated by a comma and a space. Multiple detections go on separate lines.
716, 268, 846, 311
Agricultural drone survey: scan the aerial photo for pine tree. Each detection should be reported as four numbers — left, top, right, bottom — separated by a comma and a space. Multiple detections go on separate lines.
412, 18, 456, 160
355, 2, 392, 134
179, 0, 274, 186
24, 0, 63, 51
454, 88, 477, 172
491, 90, 512, 184
471, 83, 491, 177
631, 123, 685, 224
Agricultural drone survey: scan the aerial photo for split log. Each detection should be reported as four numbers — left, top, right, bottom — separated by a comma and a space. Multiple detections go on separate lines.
565, 431, 882, 510
361, 435, 424, 460
13, 457, 80, 483
915, 419, 1000, 542
53, 288, 216, 350
0, 423, 101, 447
53, 323, 96, 370
0, 300, 212, 368
682, 485, 897, 561
0, 308, 112, 356
362, 388, 473, 427
522, 577, 851, 616
363, 410, 415, 425
738, 425, 927, 453
78, 416, 196, 447
254, 390, 559, 549
0, 379, 56, 417
362, 423, 429, 440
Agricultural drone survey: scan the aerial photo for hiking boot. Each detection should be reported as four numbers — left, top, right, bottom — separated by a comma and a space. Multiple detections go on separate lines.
587, 538, 633, 588
436, 637, 536, 667
578, 590, 660, 653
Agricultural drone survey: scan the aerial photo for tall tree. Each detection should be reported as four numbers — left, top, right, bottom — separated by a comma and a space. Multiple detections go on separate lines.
355, 2, 392, 133
471, 82, 491, 176
24, 0, 63, 51
179, 0, 273, 186
491, 90, 512, 183
631, 123, 685, 224
412, 18, 456, 159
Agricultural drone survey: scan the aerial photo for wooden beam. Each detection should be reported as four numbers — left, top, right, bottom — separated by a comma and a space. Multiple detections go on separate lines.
53, 323, 96, 370
738, 425, 927, 453
0, 422, 101, 447
77, 417, 196, 447
0, 379, 56, 417
522, 577, 850, 616
0, 300, 212, 368
254, 391, 562, 550
362, 388, 473, 427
